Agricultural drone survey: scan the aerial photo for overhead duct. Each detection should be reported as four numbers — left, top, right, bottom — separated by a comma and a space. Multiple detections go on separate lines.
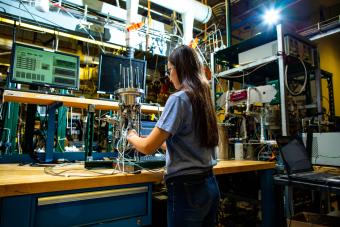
126, 0, 139, 57
149, 0, 212, 44
2, 0, 210, 53
181, 11, 195, 45
149, 0, 211, 24
63, 0, 211, 24
64, 0, 212, 45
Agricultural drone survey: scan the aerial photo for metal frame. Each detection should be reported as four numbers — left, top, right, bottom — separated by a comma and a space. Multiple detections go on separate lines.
276, 24, 288, 136
46, 102, 63, 162
213, 23, 323, 136
321, 71, 335, 121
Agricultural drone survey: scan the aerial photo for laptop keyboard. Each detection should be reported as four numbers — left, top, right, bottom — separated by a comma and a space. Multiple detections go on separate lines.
292, 172, 339, 184
294, 172, 334, 178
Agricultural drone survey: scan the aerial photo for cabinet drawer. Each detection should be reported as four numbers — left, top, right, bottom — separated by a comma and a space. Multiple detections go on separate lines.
35, 186, 149, 227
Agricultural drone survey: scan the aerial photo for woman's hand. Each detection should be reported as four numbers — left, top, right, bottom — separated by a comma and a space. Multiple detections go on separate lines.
126, 127, 170, 155
127, 129, 138, 142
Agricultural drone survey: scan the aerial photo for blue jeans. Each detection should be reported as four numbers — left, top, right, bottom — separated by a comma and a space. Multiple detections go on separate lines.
165, 171, 220, 227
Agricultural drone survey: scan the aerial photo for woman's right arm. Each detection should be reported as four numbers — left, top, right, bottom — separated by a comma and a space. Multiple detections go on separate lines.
127, 127, 170, 155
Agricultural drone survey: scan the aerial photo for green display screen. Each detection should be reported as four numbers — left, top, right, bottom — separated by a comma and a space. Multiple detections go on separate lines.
11, 43, 80, 90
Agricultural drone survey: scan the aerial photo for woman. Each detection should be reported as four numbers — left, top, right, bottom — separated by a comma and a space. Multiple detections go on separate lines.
127, 45, 220, 227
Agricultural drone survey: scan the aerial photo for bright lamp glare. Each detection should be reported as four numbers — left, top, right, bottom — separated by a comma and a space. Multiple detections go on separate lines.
263, 9, 280, 25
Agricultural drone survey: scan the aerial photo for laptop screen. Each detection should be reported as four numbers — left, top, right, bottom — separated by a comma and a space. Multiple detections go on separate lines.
277, 137, 313, 174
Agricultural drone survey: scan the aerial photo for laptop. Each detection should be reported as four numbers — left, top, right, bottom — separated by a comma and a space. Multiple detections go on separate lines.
277, 136, 340, 186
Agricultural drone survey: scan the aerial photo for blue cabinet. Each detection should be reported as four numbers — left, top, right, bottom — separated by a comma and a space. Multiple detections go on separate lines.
1, 184, 152, 227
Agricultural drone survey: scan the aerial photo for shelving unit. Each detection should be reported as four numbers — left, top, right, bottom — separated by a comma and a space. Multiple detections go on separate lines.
212, 24, 322, 137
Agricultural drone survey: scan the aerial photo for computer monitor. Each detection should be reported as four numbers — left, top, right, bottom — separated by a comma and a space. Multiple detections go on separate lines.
97, 53, 146, 95
10, 43, 80, 90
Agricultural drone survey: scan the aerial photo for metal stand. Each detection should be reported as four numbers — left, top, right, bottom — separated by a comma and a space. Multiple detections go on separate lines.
85, 105, 95, 161
115, 87, 143, 172
260, 169, 275, 227
56, 90, 68, 152
45, 102, 63, 162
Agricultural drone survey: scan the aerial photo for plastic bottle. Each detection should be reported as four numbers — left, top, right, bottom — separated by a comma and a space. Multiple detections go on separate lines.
234, 141, 244, 160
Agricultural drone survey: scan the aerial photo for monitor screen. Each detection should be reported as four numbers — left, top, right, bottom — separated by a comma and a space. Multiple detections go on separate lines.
10, 43, 80, 90
97, 53, 146, 95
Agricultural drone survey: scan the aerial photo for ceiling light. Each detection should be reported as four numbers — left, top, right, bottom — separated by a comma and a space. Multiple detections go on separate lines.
263, 8, 280, 25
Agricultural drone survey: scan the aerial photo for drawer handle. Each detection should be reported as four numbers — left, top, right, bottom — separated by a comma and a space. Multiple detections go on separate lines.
38, 186, 148, 206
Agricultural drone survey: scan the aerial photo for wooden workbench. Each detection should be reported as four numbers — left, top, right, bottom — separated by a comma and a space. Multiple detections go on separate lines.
2, 89, 163, 113
0, 160, 275, 227
0, 160, 275, 198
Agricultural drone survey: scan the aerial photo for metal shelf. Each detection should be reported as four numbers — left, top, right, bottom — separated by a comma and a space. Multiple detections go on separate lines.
216, 55, 279, 78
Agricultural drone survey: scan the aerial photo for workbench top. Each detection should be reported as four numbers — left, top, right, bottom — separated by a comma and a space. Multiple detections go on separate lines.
0, 160, 275, 198
2, 89, 163, 113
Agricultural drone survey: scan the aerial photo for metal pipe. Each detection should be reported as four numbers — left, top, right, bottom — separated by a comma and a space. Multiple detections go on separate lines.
260, 114, 265, 143
119, 63, 122, 87
210, 52, 215, 105
115, 0, 120, 8
63, 0, 203, 32
149, 0, 211, 23
136, 66, 140, 88
314, 49, 323, 122
225, 0, 231, 47
246, 87, 251, 114
276, 24, 288, 136
123, 66, 126, 88
130, 64, 133, 87
182, 11, 194, 44
126, 0, 139, 57
126, 67, 130, 88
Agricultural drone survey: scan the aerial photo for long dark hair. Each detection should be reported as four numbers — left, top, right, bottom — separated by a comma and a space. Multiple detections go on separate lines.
169, 45, 218, 147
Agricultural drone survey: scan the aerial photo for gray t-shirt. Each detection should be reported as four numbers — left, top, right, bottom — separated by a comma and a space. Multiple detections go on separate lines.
156, 90, 216, 180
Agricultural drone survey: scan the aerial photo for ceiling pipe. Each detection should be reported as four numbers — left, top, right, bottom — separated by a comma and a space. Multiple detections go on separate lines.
149, 0, 211, 24
181, 11, 195, 45
126, 0, 139, 57
149, 0, 212, 45
63, 0, 200, 32
225, 0, 231, 47
65, 0, 211, 45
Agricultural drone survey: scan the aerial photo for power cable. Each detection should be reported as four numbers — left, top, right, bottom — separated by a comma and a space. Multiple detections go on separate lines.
284, 58, 308, 96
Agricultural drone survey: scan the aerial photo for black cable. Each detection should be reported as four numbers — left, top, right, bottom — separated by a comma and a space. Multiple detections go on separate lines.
0, 6, 6, 12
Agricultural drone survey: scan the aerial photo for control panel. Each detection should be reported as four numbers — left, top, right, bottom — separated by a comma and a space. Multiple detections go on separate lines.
11, 43, 80, 90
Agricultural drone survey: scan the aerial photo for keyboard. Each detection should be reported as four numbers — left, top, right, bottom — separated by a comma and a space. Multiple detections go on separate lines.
139, 154, 165, 162
134, 160, 165, 169
291, 172, 339, 184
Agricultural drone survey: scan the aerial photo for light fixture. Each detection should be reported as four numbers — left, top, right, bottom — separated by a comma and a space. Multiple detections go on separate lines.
263, 8, 280, 25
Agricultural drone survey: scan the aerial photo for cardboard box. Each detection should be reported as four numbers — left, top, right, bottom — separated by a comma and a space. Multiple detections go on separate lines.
287, 212, 340, 227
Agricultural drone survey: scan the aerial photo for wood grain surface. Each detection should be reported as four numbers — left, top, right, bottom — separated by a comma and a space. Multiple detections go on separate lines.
2, 90, 163, 113
0, 160, 275, 197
